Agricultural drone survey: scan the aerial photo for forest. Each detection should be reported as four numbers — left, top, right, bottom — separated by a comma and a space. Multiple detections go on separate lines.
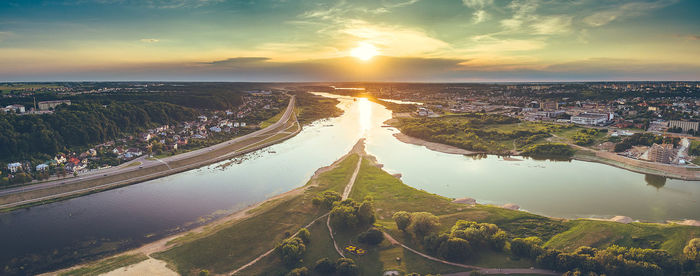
0, 101, 197, 162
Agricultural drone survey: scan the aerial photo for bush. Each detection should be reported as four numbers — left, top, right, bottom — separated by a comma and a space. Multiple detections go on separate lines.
409, 212, 440, 237
521, 143, 574, 158
312, 191, 342, 209
297, 228, 310, 244
276, 237, 306, 267
685, 238, 700, 262
314, 258, 336, 274
335, 258, 359, 276
358, 227, 384, 245
393, 211, 412, 231
510, 236, 542, 258
286, 267, 309, 276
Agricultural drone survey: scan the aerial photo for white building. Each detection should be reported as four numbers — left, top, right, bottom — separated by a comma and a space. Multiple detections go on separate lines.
7, 162, 22, 173
36, 164, 49, 171
571, 113, 613, 125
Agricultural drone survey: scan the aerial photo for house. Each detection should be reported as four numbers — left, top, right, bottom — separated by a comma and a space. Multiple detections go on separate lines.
5, 104, 25, 113
141, 133, 153, 141
36, 164, 49, 171
54, 154, 67, 164
198, 115, 208, 122
209, 126, 222, 133
126, 148, 143, 157
7, 162, 22, 173
240, 122, 246, 127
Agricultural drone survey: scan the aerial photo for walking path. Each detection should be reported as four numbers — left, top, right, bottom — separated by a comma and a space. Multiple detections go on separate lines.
328, 147, 364, 257
229, 213, 330, 275
230, 139, 366, 274
383, 232, 559, 275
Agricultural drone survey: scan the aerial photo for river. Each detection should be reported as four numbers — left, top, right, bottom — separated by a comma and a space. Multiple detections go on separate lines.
0, 93, 698, 274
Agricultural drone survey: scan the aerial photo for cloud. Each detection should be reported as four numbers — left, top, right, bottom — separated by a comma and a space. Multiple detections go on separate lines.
338, 20, 449, 56
532, 16, 572, 35
203, 57, 271, 66
472, 10, 489, 23
139, 38, 160, 43
583, 0, 678, 27
462, 0, 493, 9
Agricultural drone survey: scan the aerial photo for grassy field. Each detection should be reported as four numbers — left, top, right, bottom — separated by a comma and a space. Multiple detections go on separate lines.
155, 148, 698, 275
259, 108, 286, 128
59, 254, 148, 276
546, 219, 699, 255
153, 155, 360, 275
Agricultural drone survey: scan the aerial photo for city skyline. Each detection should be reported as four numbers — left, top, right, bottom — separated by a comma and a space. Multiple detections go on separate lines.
1, 0, 699, 81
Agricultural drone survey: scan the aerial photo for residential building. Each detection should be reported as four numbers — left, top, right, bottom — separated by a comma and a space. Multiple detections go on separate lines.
571, 113, 613, 125
38, 100, 71, 111
647, 143, 674, 164
668, 120, 699, 133
36, 164, 49, 171
7, 162, 22, 173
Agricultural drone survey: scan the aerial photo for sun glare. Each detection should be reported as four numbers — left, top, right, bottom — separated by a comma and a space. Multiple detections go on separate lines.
350, 42, 379, 61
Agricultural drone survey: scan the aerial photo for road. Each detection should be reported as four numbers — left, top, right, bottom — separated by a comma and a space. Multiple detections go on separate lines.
0, 95, 299, 209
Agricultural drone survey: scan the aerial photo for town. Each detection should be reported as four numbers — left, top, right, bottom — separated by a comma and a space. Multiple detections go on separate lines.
330, 82, 700, 167
0, 84, 288, 186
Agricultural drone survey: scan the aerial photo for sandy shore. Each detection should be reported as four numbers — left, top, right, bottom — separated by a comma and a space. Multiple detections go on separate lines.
393, 133, 478, 155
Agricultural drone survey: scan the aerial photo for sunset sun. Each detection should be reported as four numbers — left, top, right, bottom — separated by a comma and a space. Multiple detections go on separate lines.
350, 42, 379, 61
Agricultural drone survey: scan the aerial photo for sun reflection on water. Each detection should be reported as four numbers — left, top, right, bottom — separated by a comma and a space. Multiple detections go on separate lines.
358, 97, 372, 137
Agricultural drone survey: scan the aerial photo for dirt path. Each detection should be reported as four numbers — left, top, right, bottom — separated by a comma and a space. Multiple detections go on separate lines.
229, 213, 329, 275
383, 232, 559, 275
229, 139, 367, 275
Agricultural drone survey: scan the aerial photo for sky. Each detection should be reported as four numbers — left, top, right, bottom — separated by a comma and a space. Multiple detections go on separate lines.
0, 0, 699, 82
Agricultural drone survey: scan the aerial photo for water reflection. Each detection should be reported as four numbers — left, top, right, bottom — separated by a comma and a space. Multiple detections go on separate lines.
358, 97, 372, 136
645, 174, 667, 189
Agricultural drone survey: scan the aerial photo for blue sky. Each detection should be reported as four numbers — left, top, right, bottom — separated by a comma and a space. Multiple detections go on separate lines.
0, 0, 699, 81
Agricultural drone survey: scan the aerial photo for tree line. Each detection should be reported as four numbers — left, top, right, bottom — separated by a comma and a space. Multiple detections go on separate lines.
0, 100, 197, 162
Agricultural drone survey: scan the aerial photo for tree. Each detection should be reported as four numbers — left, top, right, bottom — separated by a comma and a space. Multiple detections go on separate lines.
358, 227, 384, 245
335, 258, 359, 276
357, 200, 376, 225
683, 238, 700, 262
276, 237, 306, 267
297, 228, 310, 244
313, 191, 342, 209
510, 237, 542, 258
393, 211, 411, 231
314, 258, 336, 274
286, 267, 309, 276
330, 201, 359, 228
408, 212, 440, 237
445, 237, 472, 261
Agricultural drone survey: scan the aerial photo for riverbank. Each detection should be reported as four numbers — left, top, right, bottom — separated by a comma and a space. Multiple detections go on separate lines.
387, 114, 700, 181
52, 139, 700, 276
50, 140, 368, 276
0, 96, 301, 212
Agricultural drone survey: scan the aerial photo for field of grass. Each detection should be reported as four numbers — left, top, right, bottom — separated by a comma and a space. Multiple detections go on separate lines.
156, 148, 698, 275
546, 219, 699, 256
59, 254, 148, 276
153, 155, 359, 275
259, 108, 286, 128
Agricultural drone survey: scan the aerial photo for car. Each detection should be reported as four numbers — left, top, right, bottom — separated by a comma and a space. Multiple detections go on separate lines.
139, 166, 143, 169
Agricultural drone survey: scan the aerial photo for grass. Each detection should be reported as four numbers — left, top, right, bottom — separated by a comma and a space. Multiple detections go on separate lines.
59, 254, 148, 276
259, 108, 286, 128
545, 220, 700, 256
156, 149, 699, 275
152, 155, 359, 275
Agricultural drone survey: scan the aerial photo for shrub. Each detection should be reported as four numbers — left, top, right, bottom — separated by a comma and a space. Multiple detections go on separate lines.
392, 211, 411, 231
276, 237, 306, 267
358, 227, 384, 245
314, 258, 336, 274
297, 228, 310, 244
286, 267, 309, 276
335, 258, 359, 276
408, 212, 440, 237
